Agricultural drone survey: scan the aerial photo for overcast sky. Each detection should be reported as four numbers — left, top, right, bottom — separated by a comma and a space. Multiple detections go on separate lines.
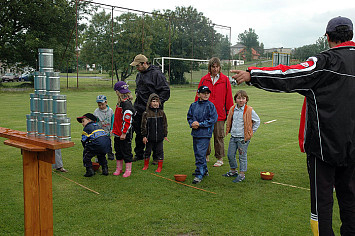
98, 0, 355, 49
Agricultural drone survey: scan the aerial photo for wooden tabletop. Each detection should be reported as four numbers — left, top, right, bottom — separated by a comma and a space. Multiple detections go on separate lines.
0, 127, 74, 150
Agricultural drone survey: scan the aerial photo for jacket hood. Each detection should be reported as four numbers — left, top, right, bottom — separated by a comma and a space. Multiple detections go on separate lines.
146, 93, 161, 110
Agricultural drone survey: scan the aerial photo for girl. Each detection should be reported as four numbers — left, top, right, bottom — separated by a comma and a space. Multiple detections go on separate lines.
112, 81, 135, 177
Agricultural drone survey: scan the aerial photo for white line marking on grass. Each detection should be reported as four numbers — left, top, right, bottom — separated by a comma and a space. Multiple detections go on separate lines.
272, 181, 310, 191
151, 173, 217, 194
53, 171, 100, 195
264, 119, 277, 124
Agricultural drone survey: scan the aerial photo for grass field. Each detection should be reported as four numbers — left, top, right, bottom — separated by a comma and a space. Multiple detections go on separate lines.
0, 82, 341, 235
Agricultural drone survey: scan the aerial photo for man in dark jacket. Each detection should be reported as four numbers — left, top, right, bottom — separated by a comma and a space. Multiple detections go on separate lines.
130, 54, 170, 162
232, 16, 355, 236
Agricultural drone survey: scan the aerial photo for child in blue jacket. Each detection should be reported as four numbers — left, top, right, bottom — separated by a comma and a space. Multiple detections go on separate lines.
77, 113, 111, 177
187, 86, 218, 184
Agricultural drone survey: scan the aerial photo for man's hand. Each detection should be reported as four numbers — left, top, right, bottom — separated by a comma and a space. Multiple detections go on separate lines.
120, 133, 126, 140
143, 137, 148, 144
230, 70, 251, 85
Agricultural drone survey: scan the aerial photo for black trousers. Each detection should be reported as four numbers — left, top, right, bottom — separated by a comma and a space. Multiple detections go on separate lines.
133, 112, 145, 159
144, 140, 164, 161
307, 154, 355, 236
83, 149, 107, 168
114, 134, 133, 163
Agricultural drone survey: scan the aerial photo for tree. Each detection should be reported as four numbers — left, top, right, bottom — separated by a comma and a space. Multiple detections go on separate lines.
238, 28, 260, 61
0, 0, 86, 71
293, 36, 329, 61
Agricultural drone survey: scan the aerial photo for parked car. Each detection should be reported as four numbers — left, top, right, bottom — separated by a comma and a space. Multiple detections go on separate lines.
19, 71, 33, 81
1, 73, 20, 82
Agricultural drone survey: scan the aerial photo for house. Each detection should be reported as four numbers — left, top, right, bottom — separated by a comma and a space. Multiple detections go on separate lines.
230, 43, 260, 60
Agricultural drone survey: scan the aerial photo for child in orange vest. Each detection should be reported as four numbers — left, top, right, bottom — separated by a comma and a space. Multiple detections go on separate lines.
224, 90, 260, 183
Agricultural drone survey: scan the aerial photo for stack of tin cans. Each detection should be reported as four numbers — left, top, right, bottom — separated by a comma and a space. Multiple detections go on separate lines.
26, 48, 71, 141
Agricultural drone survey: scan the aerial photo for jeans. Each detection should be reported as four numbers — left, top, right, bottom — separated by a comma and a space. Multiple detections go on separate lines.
193, 137, 210, 179
227, 137, 250, 172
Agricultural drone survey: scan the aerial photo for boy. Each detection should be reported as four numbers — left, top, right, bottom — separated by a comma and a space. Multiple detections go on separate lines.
141, 93, 169, 172
187, 86, 218, 184
224, 90, 260, 182
94, 95, 115, 160
77, 113, 111, 177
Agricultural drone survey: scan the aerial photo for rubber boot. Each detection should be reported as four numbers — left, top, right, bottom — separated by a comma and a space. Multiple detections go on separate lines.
123, 162, 132, 178
84, 167, 95, 177
142, 158, 149, 170
155, 160, 163, 173
102, 165, 108, 176
113, 160, 123, 176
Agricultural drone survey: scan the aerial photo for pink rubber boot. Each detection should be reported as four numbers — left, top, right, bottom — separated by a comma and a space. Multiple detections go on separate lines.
113, 160, 123, 176
123, 162, 132, 178
142, 158, 149, 170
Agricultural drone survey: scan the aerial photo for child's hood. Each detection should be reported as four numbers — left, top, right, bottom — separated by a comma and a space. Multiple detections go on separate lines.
146, 93, 161, 110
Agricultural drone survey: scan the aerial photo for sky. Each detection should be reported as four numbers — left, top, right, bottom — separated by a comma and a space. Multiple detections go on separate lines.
97, 0, 355, 49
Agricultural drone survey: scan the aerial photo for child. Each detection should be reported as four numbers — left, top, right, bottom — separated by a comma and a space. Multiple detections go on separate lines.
77, 113, 111, 177
187, 86, 218, 184
112, 81, 134, 177
94, 95, 115, 160
224, 90, 260, 183
141, 93, 169, 172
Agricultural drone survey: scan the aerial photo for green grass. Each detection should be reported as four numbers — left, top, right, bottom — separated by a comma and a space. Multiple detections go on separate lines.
0, 84, 341, 235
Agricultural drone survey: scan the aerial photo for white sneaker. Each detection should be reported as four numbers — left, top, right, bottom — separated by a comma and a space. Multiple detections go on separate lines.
213, 160, 224, 167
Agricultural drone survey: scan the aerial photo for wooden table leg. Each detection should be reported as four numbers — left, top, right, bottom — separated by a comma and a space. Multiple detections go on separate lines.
38, 150, 54, 235
23, 150, 40, 235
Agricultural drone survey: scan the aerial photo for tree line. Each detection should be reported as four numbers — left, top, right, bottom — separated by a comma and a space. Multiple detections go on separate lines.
0, 0, 330, 84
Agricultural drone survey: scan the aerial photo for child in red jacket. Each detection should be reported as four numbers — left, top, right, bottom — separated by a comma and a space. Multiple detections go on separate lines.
112, 81, 135, 177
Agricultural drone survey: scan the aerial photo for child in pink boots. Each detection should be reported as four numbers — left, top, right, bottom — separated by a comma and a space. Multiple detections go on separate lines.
112, 81, 134, 177
141, 93, 169, 172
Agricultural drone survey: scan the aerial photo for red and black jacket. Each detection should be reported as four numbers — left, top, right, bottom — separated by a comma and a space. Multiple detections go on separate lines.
248, 41, 355, 166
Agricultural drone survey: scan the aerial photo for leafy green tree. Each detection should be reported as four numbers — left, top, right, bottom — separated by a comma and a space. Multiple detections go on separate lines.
293, 36, 329, 61
238, 28, 260, 61
0, 0, 86, 71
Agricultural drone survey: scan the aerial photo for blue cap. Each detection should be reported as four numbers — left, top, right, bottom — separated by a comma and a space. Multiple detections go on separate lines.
96, 95, 107, 103
326, 16, 353, 33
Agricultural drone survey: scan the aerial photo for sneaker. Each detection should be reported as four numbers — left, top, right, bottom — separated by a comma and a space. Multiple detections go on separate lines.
192, 177, 202, 184
232, 175, 245, 183
206, 155, 210, 162
213, 160, 224, 167
56, 167, 68, 173
132, 155, 143, 162
222, 171, 238, 177
151, 160, 158, 165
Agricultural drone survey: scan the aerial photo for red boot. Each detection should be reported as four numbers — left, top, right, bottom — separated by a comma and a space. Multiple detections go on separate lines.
142, 158, 149, 170
155, 160, 163, 173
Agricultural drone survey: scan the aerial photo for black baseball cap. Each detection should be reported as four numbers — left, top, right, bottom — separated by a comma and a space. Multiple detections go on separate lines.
77, 113, 97, 123
326, 16, 353, 33
197, 85, 211, 93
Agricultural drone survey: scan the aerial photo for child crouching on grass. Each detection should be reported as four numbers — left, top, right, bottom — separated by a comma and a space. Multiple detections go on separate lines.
77, 113, 111, 177
141, 93, 169, 172
224, 90, 260, 183
187, 86, 218, 184
112, 81, 134, 178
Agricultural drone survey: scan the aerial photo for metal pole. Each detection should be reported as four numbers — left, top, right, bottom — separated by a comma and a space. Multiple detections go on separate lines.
75, 0, 79, 88
111, 6, 114, 85
141, 13, 145, 53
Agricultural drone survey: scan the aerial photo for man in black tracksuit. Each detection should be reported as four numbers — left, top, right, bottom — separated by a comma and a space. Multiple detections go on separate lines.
232, 16, 355, 236
130, 54, 170, 162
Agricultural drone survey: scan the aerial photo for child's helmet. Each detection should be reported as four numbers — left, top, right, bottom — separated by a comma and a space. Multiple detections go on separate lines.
96, 95, 107, 103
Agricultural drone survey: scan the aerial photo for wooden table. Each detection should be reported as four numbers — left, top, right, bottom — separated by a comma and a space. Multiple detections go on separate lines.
0, 127, 74, 236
